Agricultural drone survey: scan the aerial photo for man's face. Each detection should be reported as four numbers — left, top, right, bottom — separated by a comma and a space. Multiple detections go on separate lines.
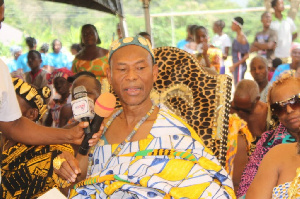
261, 13, 271, 28
275, 0, 284, 12
250, 58, 268, 84
292, 48, 300, 63
0, 4, 4, 30
27, 53, 42, 70
108, 45, 158, 106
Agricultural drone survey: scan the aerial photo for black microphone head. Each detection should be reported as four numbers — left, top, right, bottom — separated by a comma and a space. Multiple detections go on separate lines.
73, 85, 87, 99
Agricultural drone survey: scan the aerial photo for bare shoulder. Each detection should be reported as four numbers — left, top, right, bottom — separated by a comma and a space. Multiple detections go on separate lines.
267, 143, 296, 158
98, 47, 109, 57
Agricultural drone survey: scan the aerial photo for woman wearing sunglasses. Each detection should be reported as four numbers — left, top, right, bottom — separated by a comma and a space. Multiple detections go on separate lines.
237, 75, 300, 198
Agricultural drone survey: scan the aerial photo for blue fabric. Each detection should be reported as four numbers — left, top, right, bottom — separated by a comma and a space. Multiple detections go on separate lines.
48, 52, 69, 69
270, 63, 291, 82
176, 39, 188, 49
6, 60, 18, 73
41, 53, 53, 67
17, 53, 30, 73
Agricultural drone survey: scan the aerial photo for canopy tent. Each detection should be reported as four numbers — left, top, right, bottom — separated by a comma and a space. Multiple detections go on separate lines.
40, 0, 123, 16
39, 0, 153, 37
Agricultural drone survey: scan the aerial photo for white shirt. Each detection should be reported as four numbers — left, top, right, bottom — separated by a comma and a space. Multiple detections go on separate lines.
212, 34, 231, 54
0, 59, 22, 122
270, 16, 297, 58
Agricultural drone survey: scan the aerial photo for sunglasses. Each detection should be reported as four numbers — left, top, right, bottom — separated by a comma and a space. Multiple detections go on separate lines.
270, 93, 300, 116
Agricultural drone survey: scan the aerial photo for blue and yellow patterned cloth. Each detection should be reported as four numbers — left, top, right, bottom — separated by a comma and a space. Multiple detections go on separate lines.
108, 35, 155, 64
70, 104, 235, 199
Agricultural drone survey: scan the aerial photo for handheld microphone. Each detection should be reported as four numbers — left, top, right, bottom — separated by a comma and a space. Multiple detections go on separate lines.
78, 92, 116, 155
71, 86, 95, 135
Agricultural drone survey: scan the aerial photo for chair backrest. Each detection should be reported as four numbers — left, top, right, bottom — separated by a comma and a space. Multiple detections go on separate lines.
151, 46, 232, 166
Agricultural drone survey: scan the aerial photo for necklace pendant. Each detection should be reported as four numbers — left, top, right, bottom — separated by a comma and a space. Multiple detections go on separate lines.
99, 139, 105, 146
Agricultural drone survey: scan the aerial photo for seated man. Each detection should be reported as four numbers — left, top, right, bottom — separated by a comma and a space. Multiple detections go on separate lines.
250, 56, 271, 103
1, 78, 73, 198
231, 79, 268, 141
55, 35, 235, 198
229, 80, 268, 191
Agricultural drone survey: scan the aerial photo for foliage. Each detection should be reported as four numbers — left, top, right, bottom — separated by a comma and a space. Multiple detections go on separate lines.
1, 0, 300, 59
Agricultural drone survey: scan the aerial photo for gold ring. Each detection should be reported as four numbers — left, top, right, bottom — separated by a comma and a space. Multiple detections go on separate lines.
53, 156, 66, 170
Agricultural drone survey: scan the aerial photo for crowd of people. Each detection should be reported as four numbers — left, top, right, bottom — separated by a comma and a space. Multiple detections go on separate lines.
1, 0, 300, 198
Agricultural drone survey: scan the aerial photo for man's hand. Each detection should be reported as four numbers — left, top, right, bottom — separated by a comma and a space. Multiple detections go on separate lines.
69, 121, 89, 145
69, 122, 104, 146
54, 151, 81, 183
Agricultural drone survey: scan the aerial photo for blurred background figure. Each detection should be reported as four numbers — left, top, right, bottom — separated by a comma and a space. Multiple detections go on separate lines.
138, 31, 152, 44
40, 43, 52, 73
116, 23, 123, 39
48, 39, 69, 69
71, 24, 109, 92
250, 56, 271, 103
250, 12, 277, 65
17, 37, 37, 74
270, 0, 297, 63
230, 16, 250, 86
7, 46, 22, 73
271, 45, 300, 82
25, 50, 49, 89
212, 19, 231, 74
177, 25, 193, 50
269, 57, 282, 81
68, 43, 82, 70
195, 25, 222, 73
44, 68, 73, 128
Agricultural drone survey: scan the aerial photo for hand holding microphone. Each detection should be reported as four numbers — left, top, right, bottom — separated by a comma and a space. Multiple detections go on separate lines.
78, 92, 116, 155
71, 86, 95, 135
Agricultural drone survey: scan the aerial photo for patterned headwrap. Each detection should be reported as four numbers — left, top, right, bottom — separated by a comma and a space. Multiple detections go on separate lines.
12, 78, 51, 121
46, 67, 74, 85
108, 35, 155, 64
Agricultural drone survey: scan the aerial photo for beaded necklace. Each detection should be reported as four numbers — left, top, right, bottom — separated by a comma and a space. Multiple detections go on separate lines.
87, 104, 156, 176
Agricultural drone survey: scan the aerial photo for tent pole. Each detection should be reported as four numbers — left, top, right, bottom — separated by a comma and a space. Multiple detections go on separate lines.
118, 0, 128, 37
143, 0, 151, 36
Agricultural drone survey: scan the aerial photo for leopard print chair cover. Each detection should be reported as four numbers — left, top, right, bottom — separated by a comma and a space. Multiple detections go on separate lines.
151, 47, 232, 166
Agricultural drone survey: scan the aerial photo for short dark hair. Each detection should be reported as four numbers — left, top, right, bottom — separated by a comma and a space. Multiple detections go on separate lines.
0, 0, 4, 7
234, 16, 244, 26
26, 37, 37, 49
271, 0, 278, 8
80, 24, 101, 46
28, 50, 42, 59
272, 58, 282, 69
138, 32, 150, 38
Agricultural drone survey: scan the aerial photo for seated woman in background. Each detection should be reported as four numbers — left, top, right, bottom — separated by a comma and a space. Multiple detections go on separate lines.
237, 75, 300, 198
246, 77, 300, 199
71, 24, 109, 93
